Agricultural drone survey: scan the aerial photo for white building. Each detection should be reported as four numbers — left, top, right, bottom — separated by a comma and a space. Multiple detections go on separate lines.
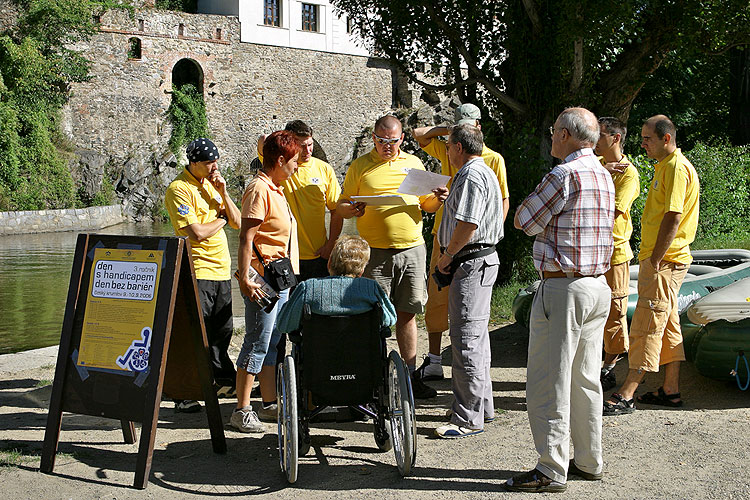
197, 0, 368, 56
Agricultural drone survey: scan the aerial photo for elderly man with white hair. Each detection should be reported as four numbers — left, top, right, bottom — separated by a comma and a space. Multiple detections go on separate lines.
507, 108, 615, 493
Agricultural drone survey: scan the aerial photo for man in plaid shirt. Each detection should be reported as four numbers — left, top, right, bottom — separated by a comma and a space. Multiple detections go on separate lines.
506, 108, 615, 493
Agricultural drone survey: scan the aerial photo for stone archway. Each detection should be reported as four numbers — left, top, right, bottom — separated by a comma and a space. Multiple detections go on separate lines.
171, 58, 204, 94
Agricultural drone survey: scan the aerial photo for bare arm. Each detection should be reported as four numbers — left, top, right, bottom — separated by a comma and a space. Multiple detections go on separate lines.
238, 217, 262, 300
437, 220, 477, 273
649, 211, 681, 269
315, 211, 344, 259
411, 126, 450, 148
207, 169, 241, 229
182, 218, 227, 242
502, 197, 509, 221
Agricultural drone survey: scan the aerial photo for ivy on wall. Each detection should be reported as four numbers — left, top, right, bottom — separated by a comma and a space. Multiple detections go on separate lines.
166, 83, 210, 160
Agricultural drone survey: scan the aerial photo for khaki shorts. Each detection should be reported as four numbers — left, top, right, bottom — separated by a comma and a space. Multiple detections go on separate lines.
628, 259, 689, 372
365, 245, 427, 315
603, 261, 630, 355
425, 235, 449, 333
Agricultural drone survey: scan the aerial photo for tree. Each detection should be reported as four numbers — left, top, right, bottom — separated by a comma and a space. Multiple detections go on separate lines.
333, 0, 750, 280
335, 0, 749, 142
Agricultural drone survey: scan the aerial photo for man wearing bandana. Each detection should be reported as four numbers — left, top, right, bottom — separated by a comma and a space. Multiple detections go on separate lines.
165, 138, 242, 413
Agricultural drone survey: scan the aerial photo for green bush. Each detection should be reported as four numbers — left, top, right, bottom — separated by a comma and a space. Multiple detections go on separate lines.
155, 0, 197, 12
167, 84, 210, 159
629, 142, 750, 260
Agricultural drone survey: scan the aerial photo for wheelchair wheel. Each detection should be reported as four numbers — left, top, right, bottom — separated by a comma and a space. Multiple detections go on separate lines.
277, 355, 298, 483
387, 350, 416, 476
373, 414, 392, 452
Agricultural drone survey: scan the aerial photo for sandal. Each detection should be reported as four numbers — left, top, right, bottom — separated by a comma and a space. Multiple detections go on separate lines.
636, 387, 683, 407
603, 393, 635, 416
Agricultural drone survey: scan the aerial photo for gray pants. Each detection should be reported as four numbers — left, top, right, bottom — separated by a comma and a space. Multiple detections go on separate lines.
448, 252, 499, 430
527, 275, 610, 483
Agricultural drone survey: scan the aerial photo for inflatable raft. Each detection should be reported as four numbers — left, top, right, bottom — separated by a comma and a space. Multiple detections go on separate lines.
681, 277, 750, 384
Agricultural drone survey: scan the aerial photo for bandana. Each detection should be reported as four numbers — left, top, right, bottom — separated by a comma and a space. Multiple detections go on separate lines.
186, 138, 220, 162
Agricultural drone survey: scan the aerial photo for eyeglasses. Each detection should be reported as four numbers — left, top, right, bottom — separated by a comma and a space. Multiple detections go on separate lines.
549, 126, 555, 136
374, 134, 401, 145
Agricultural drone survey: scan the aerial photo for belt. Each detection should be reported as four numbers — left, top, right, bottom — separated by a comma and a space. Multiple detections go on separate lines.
541, 270, 602, 279
441, 243, 495, 260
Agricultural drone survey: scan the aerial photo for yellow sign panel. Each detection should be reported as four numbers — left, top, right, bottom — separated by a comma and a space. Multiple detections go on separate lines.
78, 248, 164, 372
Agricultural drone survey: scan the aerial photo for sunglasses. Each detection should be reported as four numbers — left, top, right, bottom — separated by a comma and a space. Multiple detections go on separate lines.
374, 134, 401, 145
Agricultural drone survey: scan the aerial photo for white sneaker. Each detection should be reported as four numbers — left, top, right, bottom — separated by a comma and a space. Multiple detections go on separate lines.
258, 403, 278, 422
230, 407, 265, 433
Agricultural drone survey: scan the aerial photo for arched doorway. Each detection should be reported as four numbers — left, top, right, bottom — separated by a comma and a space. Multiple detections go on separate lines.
171, 58, 204, 94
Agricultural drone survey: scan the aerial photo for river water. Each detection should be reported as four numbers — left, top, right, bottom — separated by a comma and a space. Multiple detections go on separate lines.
0, 222, 245, 354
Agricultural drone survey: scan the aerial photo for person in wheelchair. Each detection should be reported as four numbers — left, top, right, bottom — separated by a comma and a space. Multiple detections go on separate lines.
276, 235, 396, 333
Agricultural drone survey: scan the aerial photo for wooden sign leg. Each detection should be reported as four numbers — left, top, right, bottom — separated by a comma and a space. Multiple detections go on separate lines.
40, 234, 89, 474
121, 420, 137, 444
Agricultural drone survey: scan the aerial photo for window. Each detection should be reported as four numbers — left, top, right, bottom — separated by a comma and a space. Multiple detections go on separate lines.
301, 3, 318, 32
178, 23, 185, 36
264, 0, 281, 27
215, 27, 222, 39
138, 19, 144, 31
346, 16, 354, 34
92, 14, 100, 25
128, 37, 141, 60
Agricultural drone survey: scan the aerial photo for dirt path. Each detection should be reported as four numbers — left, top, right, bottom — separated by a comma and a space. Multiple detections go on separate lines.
2, 322, 749, 499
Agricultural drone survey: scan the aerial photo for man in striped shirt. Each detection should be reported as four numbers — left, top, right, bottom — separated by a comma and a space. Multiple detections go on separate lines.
506, 108, 614, 493
433, 124, 503, 439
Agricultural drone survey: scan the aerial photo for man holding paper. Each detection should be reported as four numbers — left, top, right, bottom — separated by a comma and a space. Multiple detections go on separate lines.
411, 103, 510, 383
337, 115, 445, 399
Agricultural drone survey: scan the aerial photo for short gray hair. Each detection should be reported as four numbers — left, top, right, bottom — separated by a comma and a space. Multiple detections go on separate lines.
557, 107, 599, 146
449, 124, 483, 155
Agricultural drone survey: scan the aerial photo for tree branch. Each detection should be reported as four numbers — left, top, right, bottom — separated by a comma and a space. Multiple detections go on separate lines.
420, 1, 528, 115
521, 0, 542, 35
569, 37, 583, 93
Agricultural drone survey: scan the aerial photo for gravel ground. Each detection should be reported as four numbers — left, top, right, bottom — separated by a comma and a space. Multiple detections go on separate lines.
1, 321, 749, 499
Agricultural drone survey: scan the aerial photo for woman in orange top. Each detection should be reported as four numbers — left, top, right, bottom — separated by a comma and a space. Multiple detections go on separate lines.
231, 130, 301, 433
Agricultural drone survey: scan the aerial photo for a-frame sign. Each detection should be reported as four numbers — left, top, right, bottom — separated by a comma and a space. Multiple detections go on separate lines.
40, 234, 226, 489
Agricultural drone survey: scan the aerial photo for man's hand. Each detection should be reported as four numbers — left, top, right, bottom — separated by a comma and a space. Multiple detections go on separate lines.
338, 200, 367, 218
208, 170, 228, 195
315, 238, 336, 260
649, 256, 662, 272
432, 186, 449, 202
438, 252, 452, 274
602, 162, 628, 175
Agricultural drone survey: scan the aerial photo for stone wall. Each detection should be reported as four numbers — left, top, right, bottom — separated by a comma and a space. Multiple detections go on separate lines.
0, 205, 125, 236
60, 7, 426, 219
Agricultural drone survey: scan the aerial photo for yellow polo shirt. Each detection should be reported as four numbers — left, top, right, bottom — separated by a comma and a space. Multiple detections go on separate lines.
259, 153, 341, 260
422, 138, 509, 234
340, 149, 428, 249
639, 149, 700, 264
598, 155, 640, 265
165, 168, 231, 281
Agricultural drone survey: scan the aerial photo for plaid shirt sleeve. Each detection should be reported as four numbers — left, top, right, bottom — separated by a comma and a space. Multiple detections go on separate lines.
516, 169, 567, 236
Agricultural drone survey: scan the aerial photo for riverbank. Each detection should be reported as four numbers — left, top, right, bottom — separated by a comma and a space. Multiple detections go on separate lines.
2, 322, 749, 499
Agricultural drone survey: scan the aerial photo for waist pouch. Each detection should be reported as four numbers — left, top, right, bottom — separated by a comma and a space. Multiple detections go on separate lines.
431, 244, 496, 290
264, 257, 297, 292
253, 242, 298, 292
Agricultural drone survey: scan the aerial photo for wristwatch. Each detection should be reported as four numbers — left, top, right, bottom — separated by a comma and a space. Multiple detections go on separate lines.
444, 248, 456, 259
218, 213, 228, 221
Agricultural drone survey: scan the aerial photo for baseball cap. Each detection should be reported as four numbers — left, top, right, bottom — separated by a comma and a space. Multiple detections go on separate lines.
455, 103, 481, 125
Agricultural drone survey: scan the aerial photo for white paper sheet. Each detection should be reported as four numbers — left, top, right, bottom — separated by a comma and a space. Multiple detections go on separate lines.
397, 169, 451, 196
349, 195, 406, 206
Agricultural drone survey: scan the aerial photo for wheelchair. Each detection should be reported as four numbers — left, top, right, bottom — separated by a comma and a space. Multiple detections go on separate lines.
276, 303, 417, 483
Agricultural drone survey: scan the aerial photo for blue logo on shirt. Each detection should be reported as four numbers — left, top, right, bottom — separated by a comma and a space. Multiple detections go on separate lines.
178, 204, 190, 215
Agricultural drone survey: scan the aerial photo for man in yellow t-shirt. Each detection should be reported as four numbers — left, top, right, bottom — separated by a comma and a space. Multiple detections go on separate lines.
594, 117, 640, 392
257, 120, 343, 281
605, 115, 700, 416
165, 138, 242, 412
337, 115, 445, 399
410, 103, 509, 382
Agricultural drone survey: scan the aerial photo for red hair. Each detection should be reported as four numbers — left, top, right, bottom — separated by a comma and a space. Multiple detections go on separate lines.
262, 130, 301, 171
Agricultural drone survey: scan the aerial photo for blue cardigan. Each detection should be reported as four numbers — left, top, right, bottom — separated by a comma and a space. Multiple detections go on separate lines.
276, 276, 397, 333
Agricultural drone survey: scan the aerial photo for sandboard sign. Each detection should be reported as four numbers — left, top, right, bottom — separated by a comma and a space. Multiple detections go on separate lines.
40, 234, 226, 489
